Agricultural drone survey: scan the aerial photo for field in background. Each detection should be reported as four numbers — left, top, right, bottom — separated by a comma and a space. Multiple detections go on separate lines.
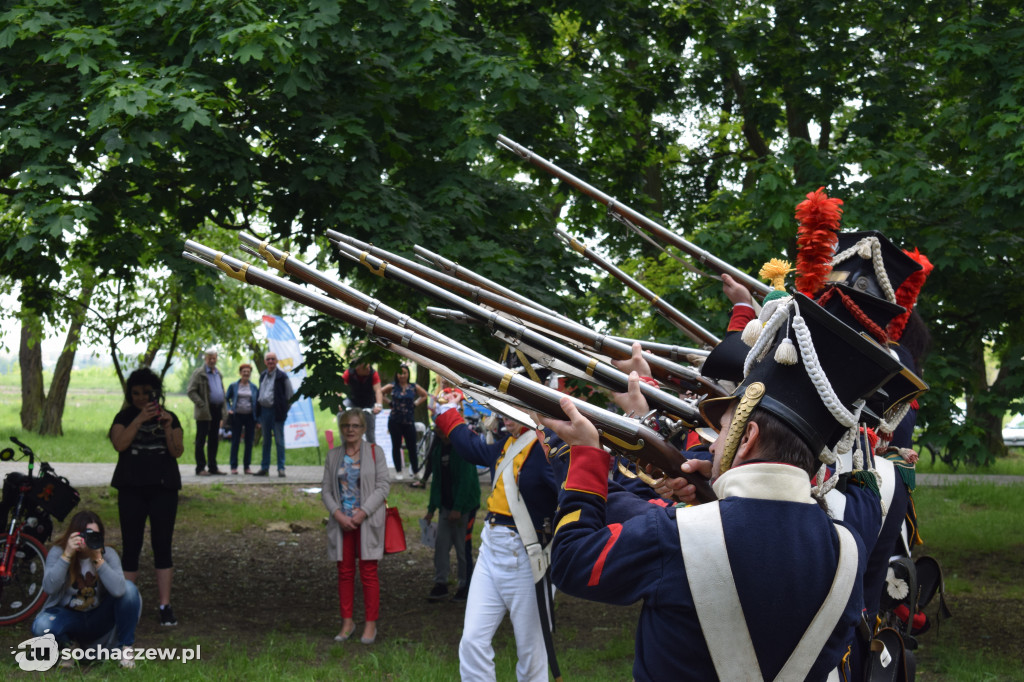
3, 365, 1022, 474
0, 365, 342, 465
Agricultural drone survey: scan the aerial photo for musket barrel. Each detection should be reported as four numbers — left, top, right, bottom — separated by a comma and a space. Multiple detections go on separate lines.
182, 240, 715, 503
236, 234, 491, 365
331, 237, 707, 421
412, 244, 572, 323
496, 135, 772, 298
554, 227, 720, 347
608, 337, 711, 360
328, 230, 724, 397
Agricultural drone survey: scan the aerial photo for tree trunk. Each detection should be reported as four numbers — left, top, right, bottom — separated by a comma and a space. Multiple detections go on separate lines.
18, 279, 46, 431
37, 285, 95, 436
19, 315, 44, 431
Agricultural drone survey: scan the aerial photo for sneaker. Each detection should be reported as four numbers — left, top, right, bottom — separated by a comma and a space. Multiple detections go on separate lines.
120, 645, 136, 669
253, 469, 269, 477
427, 583, 448, 602
159, 604, 178, 626
452, 585, 469, 602
278, 469, 286, 478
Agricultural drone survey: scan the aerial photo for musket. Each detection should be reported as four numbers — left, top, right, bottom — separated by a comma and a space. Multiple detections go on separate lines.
413, 243, 573, 324
495, 135, 773, 299
327, 230, 724, 398
424, 307, 710, 361
182, 240, 716, 503
332, 237, 707, 422
235, 235, 491, 366
554, 227, 720, 347
607, 337, 710, 361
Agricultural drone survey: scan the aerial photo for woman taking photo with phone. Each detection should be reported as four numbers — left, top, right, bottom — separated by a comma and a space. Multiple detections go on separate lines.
32, 510, 141, 667
109, 367, 184, 627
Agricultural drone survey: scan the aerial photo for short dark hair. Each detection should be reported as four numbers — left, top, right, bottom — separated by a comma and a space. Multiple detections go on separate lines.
748, 406, 817, 477
125, 367, 162, 402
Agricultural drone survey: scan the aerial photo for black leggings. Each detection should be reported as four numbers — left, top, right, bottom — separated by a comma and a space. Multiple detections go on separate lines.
118, 486, 178, 571
388, 420, 419, 474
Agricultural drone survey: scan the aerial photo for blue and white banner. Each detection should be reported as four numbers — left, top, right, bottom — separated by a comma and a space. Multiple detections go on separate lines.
262, 314, 319, 449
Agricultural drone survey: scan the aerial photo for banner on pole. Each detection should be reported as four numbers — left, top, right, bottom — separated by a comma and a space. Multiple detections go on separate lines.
262, 314, 319, 449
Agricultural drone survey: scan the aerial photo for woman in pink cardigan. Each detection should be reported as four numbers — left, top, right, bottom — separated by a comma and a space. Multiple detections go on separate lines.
322, 409, 390, 644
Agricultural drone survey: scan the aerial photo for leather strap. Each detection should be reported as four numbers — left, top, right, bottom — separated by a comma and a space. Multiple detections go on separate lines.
677, 503, 761, 679
498, 431, 550, 583
677, 504, 859, 681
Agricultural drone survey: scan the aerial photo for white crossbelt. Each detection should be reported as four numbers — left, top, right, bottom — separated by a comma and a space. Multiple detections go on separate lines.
494, 431, 550, 583
677, 502, 858, 681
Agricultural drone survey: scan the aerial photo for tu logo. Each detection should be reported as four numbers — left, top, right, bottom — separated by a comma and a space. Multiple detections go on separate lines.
12, 633, 59, 672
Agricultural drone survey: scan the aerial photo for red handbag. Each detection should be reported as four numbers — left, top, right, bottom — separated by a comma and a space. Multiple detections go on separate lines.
369, 446, 406, 554
384, 505, 407, 554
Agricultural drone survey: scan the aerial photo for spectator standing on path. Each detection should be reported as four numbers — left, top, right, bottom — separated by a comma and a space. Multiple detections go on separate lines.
108, 367, 184, 627
226, 363, 257, 475
186, 348, 227, 476
255, 351, 293, 478
340, 361, 384, 444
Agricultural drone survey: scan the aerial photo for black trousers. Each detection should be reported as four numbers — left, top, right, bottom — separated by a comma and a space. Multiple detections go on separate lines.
388, 419, 419, 473
118, 485, 179, 571
195, 403, 224, 473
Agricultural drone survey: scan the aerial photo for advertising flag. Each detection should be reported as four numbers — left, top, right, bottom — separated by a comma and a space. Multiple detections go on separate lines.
262, 314, 319, 449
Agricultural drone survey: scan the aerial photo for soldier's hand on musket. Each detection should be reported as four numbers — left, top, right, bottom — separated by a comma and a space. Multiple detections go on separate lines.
722, 273, 753, 306
611, 341, 652, 377
538, 396, 600, 449
611, 371, 650, 416
657, 459, 714, 505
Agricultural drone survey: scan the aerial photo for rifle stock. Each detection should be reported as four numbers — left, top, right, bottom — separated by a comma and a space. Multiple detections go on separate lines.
496, 135, 772, 299
182, 240, 715, 503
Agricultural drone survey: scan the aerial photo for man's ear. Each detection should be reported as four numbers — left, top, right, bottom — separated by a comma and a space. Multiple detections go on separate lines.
734, 419, 761, 464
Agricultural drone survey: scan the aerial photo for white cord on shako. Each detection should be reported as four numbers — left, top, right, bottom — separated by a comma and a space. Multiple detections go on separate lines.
742, 298, 869, 499
831, 236, 897, 304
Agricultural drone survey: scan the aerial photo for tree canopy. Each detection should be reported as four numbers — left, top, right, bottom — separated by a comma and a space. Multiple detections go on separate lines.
2, 0, 1022, 463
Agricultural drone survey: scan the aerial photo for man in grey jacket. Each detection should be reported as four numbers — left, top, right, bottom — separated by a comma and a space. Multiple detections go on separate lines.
186, 348, 226, 475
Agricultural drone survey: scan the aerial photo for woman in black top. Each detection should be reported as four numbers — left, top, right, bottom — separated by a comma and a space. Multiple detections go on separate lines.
108, 368, 184, 627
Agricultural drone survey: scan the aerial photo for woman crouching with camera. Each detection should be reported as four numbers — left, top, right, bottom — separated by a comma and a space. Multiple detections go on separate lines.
32, 510, 142, 667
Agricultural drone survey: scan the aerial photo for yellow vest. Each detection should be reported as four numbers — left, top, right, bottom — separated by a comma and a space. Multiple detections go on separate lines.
486, 433, 537, 516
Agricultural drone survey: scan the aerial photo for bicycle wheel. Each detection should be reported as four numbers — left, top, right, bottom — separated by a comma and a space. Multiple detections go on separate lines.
0, 533, 48, 626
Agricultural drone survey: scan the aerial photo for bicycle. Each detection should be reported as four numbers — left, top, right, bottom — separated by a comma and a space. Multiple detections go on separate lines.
0, 436, 80, 626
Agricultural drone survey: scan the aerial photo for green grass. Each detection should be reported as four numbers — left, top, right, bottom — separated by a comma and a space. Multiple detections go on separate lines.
3, 480, 1022, 679
1, 627, 638, 680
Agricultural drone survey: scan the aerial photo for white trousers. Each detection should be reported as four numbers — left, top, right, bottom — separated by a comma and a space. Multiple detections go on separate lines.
459, 523, 547, 682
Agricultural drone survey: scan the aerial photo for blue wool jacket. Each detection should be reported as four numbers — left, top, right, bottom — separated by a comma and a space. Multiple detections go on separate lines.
552, 446, 876, 682
436, 409, 557, 534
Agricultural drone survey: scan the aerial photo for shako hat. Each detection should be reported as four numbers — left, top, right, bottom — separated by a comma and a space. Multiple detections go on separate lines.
699, 332, 748, 385
828, 231, 924, 303
701, 292, 903, 474
816, 281, 928, 416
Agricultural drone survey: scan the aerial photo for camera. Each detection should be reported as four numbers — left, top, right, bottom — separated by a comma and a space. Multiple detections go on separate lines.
83, 528, 104, 550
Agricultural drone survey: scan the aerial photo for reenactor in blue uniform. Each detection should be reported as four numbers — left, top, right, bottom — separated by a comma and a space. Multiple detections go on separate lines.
541, 292, 903, 681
